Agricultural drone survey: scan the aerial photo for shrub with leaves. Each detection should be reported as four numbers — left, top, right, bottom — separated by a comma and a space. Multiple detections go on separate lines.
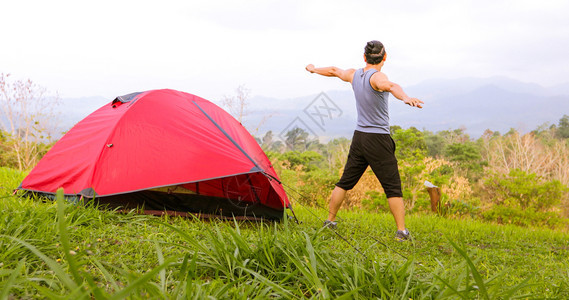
482, 169, 569, 228
444, 141, 486, 180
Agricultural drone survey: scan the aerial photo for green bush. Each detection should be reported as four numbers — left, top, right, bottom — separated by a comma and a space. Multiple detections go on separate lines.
279, 168, 336, 209
277, 150, 323, 171
483, 169, 569, 228
361, 191, 389, 212
391, 127, 427, 162
485, 169, 567, 211
443, 142, 486, 180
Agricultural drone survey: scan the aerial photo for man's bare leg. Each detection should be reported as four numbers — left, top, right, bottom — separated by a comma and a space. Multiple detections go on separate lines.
327, 186, 347, 222
388, 196, 406, 231
327, 187, 406, 230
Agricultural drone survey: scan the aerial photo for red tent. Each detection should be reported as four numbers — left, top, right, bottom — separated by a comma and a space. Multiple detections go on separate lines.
19, 89, 290, 220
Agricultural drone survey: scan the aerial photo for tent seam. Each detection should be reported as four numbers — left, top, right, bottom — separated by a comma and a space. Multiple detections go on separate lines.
85, 91, 150, 194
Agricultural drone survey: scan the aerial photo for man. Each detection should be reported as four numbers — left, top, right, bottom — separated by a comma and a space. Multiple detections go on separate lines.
305, 40, 423, 241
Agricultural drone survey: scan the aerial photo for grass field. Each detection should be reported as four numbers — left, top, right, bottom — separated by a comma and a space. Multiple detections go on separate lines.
1, 167, 568, 299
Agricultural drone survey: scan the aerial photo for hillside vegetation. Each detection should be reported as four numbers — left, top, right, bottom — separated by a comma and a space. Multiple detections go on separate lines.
261, 116, 569, 230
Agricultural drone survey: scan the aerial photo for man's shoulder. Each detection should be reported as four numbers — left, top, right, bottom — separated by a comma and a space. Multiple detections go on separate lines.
370, 71, 388, 81
345, 68, 358, 75
341, 68, 357, 83
369, 71, 390, 92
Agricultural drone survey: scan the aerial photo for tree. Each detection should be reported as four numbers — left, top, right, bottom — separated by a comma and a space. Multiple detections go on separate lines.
261, 130, 274, 150
279, 150, 323, 171
557, 114, 569, 139
423, 130, 446, 157
285, 127, 309, 151
481, 129, 569, 186
325, 137, 350, 171
221, 84, 250, 123
391, 127, 427, 162
0, 73, 59, 170
269, 140, 285, 153
391, 127, 429, 207
221, 84, 271, 135
444, 141, 485, 179
423, 128, 471, 158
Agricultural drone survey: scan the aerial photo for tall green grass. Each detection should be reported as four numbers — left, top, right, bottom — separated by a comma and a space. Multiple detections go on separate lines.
1, 167, 568, 298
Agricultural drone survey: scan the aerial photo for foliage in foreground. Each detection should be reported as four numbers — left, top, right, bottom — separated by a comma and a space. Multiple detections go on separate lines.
1, 168, 568, 299
0, 192, 534, 299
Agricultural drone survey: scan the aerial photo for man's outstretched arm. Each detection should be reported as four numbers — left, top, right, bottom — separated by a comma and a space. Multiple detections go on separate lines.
371, 72, 424, 108
305, 64, 355, 83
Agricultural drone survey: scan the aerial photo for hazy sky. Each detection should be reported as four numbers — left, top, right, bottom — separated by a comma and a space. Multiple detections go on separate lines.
2, 0, 568, 102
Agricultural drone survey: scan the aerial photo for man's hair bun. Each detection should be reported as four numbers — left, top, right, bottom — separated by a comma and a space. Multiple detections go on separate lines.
364, 40, 385, 65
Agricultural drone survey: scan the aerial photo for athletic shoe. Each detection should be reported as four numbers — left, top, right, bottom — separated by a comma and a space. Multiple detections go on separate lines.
395, 229, 410, 241
323, 220, 337, 230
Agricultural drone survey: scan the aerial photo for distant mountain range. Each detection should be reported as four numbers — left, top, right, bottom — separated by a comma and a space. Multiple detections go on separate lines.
243, 76, 569, 141
55, 77, 569, 141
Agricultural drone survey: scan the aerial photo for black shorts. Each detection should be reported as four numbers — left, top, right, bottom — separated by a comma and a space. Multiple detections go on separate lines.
336, 131, 402, 198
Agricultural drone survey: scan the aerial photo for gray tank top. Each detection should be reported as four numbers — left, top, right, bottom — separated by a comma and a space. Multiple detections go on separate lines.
351, 68, 390, 134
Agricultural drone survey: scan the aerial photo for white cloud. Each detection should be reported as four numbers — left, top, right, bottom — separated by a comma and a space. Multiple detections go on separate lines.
1, 0, 568, 101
